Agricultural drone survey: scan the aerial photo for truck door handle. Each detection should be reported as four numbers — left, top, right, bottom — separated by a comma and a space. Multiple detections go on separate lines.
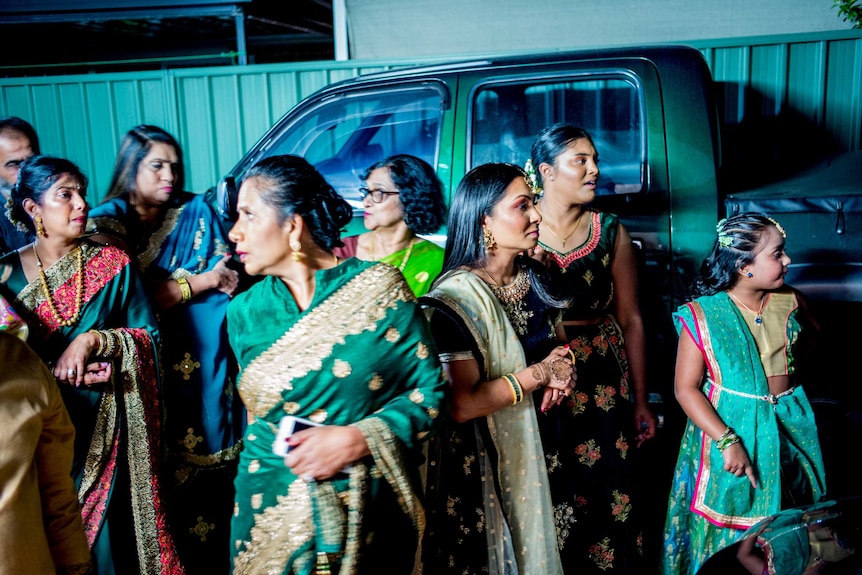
836, 201, 845, 235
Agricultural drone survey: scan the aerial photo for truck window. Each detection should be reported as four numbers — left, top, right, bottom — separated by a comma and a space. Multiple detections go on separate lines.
471, 76, 644, 196
259, 84, 445, 215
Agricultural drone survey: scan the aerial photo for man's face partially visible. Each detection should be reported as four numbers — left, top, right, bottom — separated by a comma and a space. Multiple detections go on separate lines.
0, 131, 34, 195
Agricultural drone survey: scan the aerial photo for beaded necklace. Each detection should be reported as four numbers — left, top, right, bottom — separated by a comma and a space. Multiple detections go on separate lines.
477, 262, 533, 334
33, 243, 84, 327
370, 232, 416, 272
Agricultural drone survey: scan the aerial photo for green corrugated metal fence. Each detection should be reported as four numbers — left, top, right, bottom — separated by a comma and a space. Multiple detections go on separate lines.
1, 30, 860, 204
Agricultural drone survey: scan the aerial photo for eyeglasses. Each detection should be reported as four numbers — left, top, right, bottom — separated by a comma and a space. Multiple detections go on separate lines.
359, 187, 399, 204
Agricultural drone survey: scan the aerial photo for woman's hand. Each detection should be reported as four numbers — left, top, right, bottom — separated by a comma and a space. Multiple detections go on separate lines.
53, 331, 100, 387
722, 442, 758, 488
535, 346, 577, 412
634, 402, 658, 447
284, 425, 369, 481
83, 361, 113, 385
210, 254, 240, 296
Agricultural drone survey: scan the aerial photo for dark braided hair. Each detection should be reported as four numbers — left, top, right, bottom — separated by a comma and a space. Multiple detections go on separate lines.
242, 155, 352, 251
691, 212, 786, 297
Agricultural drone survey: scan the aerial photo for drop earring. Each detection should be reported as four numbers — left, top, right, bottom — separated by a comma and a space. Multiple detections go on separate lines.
34, 215, 45, 237
482, 227, 497, 251
289, 238, 305, 262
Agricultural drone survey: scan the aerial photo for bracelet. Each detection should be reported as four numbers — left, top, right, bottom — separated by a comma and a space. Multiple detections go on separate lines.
531, 362, 550, 388
88, 329, 107, 355
716, 426, 741, 451
176, 277, 192, 303
503, 373, 523, 404
102, 329, 119, 358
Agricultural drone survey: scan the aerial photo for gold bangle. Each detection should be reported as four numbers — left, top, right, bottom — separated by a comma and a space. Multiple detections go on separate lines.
176, 277, 192, 303
88, 329, 106, 355
103, 329, 118, 358
503, 373, 523, 405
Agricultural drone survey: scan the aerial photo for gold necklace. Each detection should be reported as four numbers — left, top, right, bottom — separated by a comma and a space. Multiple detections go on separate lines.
370, 232, 416, 272
478, 263, 530, 304
541, 212, 584, 248
33, 243, 85, 327
727, 291, 765, 326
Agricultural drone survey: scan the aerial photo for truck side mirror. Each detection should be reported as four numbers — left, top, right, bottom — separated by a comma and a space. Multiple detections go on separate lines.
216, 175, 238, 223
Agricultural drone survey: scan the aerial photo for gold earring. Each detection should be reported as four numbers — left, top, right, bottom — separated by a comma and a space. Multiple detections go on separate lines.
34, 215, 45, 237
482, 227, 496, 251
289, 238, 305, 262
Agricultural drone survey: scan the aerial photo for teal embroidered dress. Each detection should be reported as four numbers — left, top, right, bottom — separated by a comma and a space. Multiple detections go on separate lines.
226, 258, 446, 574
90, 192, 244, 574
661, 289, 827, 575
0, 240, 183, 575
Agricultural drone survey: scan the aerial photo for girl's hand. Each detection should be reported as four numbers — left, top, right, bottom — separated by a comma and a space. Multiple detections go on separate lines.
722, 442, 758, 488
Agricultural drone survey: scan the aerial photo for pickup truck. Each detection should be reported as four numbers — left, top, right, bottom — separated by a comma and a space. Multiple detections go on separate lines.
209, 43, 861, 518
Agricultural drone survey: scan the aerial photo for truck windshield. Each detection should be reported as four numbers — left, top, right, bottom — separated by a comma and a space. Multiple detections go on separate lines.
259, 84, 445, 216
471, 75, 644, 195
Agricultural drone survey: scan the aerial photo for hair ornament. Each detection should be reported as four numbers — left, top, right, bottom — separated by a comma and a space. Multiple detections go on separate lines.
715, 218, 733, 248
523, 159, 542, 197
767, 217, 787, 238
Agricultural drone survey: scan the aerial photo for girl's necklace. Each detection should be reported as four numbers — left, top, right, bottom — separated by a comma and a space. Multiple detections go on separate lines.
727, 291, 765, 325
540, 212, 584, 248
370, 232, 416, 272
33, 242, 85, 327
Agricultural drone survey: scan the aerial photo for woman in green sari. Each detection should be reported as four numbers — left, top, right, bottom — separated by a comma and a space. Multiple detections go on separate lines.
0, 155, 184, 574
333, 154, 446, 296
226, 154, 446, 574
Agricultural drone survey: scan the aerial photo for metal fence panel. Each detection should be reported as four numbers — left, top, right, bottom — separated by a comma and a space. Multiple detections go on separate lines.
1, 31, 860, 204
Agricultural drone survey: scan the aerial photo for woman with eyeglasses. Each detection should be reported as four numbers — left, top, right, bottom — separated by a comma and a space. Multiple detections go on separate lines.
333, 154, 446, 297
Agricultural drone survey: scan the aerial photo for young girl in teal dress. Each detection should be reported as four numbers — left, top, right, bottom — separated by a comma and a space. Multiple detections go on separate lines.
662, 212, 827, 575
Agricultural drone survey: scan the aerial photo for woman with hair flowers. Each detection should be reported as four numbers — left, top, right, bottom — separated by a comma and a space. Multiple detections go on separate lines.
661, 212, 828, 575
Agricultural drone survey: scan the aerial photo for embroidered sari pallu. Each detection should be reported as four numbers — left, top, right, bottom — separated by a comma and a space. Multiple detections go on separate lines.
228, 261, 445, 575
0, 240, 183, 574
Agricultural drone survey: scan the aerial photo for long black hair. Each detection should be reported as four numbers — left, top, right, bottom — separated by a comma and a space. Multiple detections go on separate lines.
102, 124, 184, 205
439, 162, 565, 307
243, 154, 352, 251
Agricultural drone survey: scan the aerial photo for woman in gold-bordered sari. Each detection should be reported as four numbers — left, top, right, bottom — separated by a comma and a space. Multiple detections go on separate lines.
226, 155, 446, 574
0, 155, 184, 574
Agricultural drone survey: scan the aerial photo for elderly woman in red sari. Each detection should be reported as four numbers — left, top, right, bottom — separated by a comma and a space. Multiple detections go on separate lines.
226, 154, 446, 574
0, 155, 184, 574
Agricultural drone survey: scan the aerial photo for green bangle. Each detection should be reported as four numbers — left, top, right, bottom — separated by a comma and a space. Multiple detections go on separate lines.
503, 373, 523, 405
716, 427, 740, 451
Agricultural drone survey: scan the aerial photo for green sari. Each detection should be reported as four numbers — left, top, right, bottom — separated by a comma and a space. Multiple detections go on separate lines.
0, 239, 184, 575
378, 239, 443, 297
333, 236, 444, 297
227, 258, 446, 575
